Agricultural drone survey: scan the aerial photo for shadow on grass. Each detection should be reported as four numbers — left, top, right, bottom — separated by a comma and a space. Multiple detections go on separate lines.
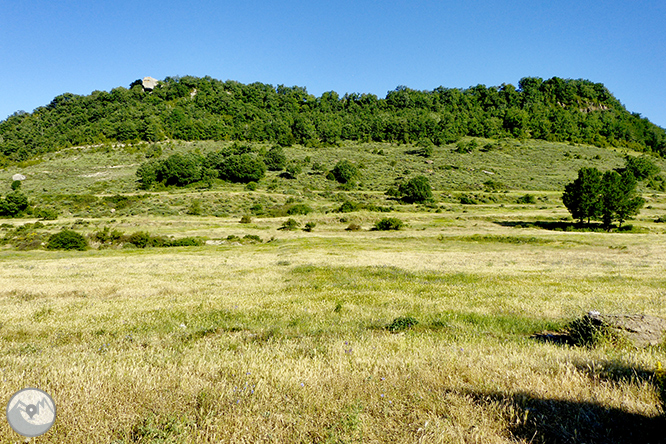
494, 220, 606, 231
494, 220, 644, 233
464, 383, 665, 443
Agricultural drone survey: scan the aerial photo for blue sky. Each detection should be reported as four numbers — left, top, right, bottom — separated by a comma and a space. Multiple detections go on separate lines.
1, 0, 665, 128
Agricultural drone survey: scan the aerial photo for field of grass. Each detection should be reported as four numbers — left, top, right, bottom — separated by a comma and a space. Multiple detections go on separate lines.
0, 140, 665, 442
1, 209, 665, 443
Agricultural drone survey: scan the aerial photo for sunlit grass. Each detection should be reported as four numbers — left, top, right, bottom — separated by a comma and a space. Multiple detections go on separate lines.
0, 218, 665, 442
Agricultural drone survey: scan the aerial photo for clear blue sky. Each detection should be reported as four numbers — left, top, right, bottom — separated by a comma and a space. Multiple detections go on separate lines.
1, 0, 665, 128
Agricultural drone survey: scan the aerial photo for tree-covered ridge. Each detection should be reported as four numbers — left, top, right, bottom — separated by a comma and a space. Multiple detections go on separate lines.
1, 75, 665, 163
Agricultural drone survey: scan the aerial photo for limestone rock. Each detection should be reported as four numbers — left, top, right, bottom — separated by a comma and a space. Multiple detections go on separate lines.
12, 174, 26, 181
580, 312, 666, 347
142, 77, 159, 90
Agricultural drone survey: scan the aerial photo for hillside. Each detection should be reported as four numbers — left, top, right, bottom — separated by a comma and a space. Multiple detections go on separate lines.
1, 76, 665, 165
1, 137, 665, 224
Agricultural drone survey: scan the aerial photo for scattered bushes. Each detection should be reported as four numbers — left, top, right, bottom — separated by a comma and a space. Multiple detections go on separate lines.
46, 230, 88, 251
374, 217, 404, 231
286, 204, 313, 215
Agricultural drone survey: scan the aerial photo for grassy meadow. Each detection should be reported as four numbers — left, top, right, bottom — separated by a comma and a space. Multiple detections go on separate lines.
0, 140, 665, 443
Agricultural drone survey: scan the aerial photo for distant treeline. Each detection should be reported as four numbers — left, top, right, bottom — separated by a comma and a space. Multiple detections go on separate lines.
1, 75, 665, 162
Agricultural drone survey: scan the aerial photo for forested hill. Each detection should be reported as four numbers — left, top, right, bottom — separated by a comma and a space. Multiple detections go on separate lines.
1, 75, 665, 163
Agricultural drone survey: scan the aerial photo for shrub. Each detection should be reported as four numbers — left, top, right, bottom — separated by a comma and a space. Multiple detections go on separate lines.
283, 162, 302, 179
287, 204, 313, 215
127, 231, 151, 248
330, 160, 358, 184
245, 181, 257, 191
158, 153, 203, 186
483, 179, 505, 191
517, 194, 537, 204
346, 223, 362, 231
386, 316, 419, 332
414, 139, 434, 157
279, 218, 300, 231
374, 217, 403, 231
46, 230, 88, 251
398, 176, 433, 204
0, 191, 29, 217
218, 154, 266, 183
34, 207, 58, 220
303, 222, 316, 232
168, 237, 204, 247
11, 180, 21, 190
242, 234, 262, 243
263, 146, 287, 171
338, 201, 362, 213
459, 195, 478, 205
240, 215, 252, 224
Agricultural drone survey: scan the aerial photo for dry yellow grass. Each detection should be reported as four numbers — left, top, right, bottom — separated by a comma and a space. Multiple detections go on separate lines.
0, 214, 665, 443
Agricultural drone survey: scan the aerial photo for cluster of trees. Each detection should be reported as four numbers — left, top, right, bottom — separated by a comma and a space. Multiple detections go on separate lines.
2, 76, 665, 163
562, 156, 659, 229
136, 144, 269, 189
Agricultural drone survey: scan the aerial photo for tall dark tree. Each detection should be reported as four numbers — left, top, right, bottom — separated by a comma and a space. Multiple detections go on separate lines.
600, 170, 644, 229
562, 167, 603, 224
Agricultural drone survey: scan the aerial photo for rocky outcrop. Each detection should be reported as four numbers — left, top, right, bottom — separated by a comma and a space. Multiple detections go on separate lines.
142, 77, 159, 90
534, 312, 666, 347
12, 174, 26, 181
583, 312, 666, 347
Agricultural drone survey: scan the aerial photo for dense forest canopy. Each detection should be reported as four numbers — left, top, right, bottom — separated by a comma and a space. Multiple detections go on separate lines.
1, 75, 665, 163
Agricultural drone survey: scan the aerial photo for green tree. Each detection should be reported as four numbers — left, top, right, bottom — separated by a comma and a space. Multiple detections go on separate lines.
562, 167, 603, 224
600, 170, 644, 229
398, 176, 433, 204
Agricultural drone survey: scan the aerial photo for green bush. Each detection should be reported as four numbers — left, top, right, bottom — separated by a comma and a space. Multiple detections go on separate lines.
286, 204, 313, 215
127, 231, 151, 248
283, 162, 302, 179
517, 194, 537, 204
46, 230, 88, 251
303, 222, 316, 232
245, 181, 258, 191
386, 316, 419, 332
34, 207, 58, 220
338, 201, 362, 213
460, 195, 478, 205
374, 217, 404, 231
11, 180, 21, 190
263, 146, 287, 171
218, 154, 266, 183
168, 237, 204, 247
279, 218, 300, 231
0, 191, 29, 217
398, 176, 433, 204
158, 153, 203, 186
330, 160, 358, 184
